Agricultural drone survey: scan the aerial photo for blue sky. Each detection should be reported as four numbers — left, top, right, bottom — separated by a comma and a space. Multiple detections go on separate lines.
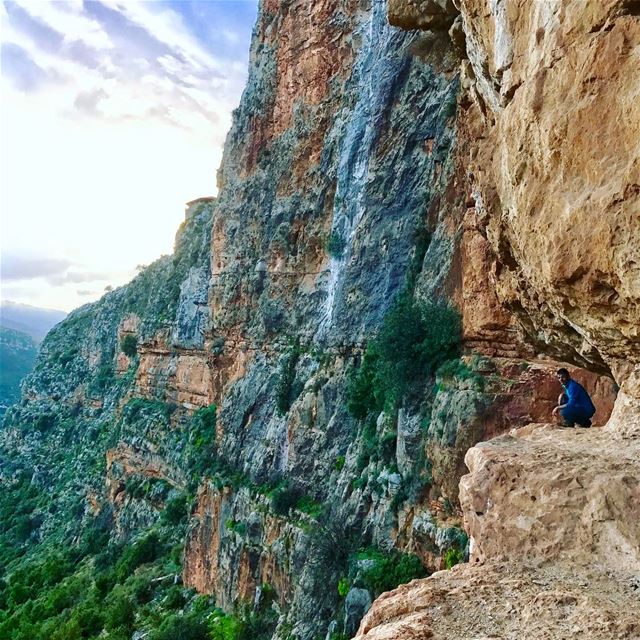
1, 0, 258, 311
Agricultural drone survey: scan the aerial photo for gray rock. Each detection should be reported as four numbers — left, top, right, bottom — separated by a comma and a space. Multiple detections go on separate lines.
344, 588, 372, 637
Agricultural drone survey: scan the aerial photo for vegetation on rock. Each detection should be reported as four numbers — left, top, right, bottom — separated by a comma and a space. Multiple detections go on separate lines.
347, 297, 462, 418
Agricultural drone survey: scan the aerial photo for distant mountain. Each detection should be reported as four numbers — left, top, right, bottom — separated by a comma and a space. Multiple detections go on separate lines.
0, 326, 38, 415
0, 301, 67, 342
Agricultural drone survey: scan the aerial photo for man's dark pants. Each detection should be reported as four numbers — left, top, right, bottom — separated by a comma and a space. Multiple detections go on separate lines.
560, 407, 594, 428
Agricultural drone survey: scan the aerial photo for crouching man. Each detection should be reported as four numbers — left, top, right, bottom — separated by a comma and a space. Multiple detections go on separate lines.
552, 368, 596, 428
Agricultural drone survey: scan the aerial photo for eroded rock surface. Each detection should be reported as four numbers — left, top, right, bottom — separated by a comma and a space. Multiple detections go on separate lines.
357, 423, 640, 639
2, 0, 637, 637
357, 0, 639, 635
356, 560, 640, 639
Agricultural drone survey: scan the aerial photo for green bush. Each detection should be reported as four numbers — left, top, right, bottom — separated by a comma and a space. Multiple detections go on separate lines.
347, 297, 461, 417
444, 547, 464, 569
337, 576, 350, 597
152, 613, 210, 640
436, 358, 484, 391
33, 413, 57, 433
346, 344, 384, 420
164, 585, 186, 609
120, 334, 137, 357
226, 519, 247, 536
209, 612, 243, 640
296, 495, 323, 518
356, 547, 427, 597
104, 590, 135, 631
192, 404, 217, 440
58, 347, 79, 365
115, 531, 161, 581
162, 493, 190, 525
92, 360, 114, 393
124, 398, 176, 423
270, 483, 301, 516
188, 404, 218, 476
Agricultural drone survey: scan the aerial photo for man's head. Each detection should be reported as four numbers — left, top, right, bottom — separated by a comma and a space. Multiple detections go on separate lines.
556, 368, 571, 385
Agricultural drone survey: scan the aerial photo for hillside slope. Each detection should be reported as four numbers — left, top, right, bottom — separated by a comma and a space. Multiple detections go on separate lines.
0, 327, 38, 416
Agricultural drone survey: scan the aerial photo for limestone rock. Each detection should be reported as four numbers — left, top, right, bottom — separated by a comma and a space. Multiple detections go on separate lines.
357, 422, 640, 639
388, 0, 458, 31
344, 588, 372, 637
461, 424, 640, 569
458, 0, 640, 407
355, 561, 640, 639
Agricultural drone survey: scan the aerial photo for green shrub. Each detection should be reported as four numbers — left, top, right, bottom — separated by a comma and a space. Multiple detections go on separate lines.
326, 232, 346, 258
152, 613, 210, 640
58, 347, 79, 365
225, 519, 247, 536
209, 611, 243, 640
120, 334, 137, 357
436, 358, 484, 391
70, 599, 104, 636
193, 403, 217, 432
296, 495, 323, 518
164, 585, 186, 609
444, 547, 464, 569
337, 576, 350, 597
115, 531, 161, 581
162, 493, 190, 525
92, 360, 114, 393
124, 398, 176, 422
334, 455, 346, 471
104, 590, 135, 631
356, 547, 427, 597
271, 483, 301, 516
347, 298, 461, 417
33, 413, 57, 433
346, 344, 384, 420
188, 404, 218, 476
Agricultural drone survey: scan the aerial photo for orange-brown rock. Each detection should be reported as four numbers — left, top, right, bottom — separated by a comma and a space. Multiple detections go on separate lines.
458, 0, 640, 407
358, 419, 640, 639
135, 345, 213, 409
424, 357, 616, 503
461, 423, 640, 569
183, 483, 294, 610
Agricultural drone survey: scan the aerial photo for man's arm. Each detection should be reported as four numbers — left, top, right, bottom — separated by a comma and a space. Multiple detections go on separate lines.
552, 388, 570, 417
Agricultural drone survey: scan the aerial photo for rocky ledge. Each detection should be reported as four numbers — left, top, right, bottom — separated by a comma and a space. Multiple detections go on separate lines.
355, 421, 640, 638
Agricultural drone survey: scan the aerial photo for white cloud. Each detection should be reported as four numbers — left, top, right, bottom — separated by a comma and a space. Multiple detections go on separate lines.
13, 0, 114, 50
102, 1, 223, 73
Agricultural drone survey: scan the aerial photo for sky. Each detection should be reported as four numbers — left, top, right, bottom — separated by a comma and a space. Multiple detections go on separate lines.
0, 0, 258, 312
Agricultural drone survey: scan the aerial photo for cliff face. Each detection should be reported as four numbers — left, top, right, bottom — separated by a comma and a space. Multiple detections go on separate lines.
1, 0, 636, 639
357, 1, 640, 637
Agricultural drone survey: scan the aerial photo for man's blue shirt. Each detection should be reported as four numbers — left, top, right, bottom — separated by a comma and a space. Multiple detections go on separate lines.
563, 379, 595, 414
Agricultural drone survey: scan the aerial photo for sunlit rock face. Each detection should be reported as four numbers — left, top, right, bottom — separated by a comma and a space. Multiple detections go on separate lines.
462, 0, 640, 390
